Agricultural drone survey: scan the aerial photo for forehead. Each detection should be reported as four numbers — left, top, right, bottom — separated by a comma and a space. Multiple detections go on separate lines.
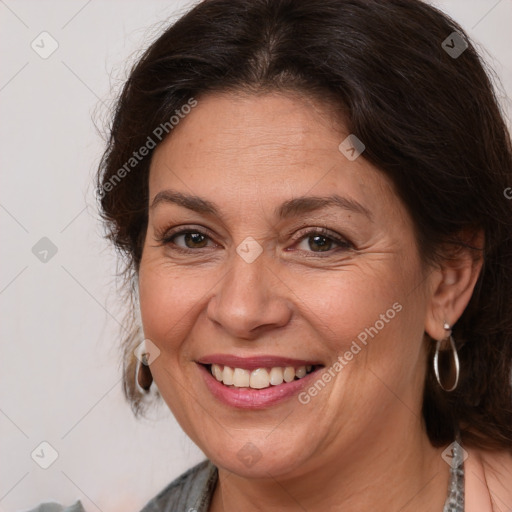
148, 91, 399, 219
152, 92, 341, 167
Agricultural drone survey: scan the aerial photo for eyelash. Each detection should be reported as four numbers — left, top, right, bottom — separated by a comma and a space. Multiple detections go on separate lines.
155, 228, 211, 254
290, 227, 353, 256
155, 225, 354, 257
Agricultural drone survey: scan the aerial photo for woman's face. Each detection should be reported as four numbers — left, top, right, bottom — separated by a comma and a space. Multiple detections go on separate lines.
139, 91, 432, 478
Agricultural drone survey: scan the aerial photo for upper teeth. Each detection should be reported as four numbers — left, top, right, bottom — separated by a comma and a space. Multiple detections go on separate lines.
210, 364, 313, 389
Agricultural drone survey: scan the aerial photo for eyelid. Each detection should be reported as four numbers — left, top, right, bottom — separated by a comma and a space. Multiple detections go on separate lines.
290, 227, 354, 251
155, 224, 214, 241
154, 223, 354, 254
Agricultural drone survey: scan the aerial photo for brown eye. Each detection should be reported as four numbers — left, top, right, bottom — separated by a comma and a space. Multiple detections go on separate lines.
172, 231, 209, 249
307, 235, 333, 252
294, 229, 352, 255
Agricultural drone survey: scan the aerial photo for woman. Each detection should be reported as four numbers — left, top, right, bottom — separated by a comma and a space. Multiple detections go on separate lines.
31, 0, 512, 510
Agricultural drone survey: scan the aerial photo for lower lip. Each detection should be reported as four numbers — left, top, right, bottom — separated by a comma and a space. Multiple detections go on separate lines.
198, 363, 321, 409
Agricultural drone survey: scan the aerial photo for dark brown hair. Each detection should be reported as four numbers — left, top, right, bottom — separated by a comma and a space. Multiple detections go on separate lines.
97, 0, 512, 451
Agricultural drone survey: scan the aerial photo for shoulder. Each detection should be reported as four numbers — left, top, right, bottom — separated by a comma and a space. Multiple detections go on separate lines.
139, 459, 218, 512
22, 502, 85, 512
22, 461, 217, 512
465, 446, 512, 512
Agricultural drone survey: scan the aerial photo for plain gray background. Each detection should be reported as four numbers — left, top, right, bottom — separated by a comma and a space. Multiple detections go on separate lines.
1, 1, 511, 511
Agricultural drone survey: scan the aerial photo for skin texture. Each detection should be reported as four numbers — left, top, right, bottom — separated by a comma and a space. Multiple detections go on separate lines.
138, 92, 485, 511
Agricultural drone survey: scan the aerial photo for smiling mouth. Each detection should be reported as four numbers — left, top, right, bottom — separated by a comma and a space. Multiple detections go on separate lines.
202, 363, 323, 390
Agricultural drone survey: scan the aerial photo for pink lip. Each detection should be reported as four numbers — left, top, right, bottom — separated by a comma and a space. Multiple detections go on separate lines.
197, 362, 323, 409
196, 354, 321, 371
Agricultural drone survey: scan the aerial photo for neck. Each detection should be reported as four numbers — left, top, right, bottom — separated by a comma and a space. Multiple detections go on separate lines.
209, 422, 451, 512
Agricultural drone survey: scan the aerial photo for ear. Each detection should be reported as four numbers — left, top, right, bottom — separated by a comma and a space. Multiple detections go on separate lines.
424, 229, 484, 341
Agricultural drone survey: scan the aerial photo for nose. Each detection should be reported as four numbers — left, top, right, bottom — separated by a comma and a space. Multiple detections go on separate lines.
206, 249, 293, 340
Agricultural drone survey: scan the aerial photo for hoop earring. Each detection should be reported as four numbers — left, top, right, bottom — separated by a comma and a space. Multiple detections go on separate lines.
433, 322, 460, 392
136, 352, 153, 392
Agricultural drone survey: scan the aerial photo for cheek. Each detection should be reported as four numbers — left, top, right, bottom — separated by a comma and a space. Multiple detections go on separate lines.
137, 262, 208, 352
293, 263, 404, 339
295, 258, 423, 380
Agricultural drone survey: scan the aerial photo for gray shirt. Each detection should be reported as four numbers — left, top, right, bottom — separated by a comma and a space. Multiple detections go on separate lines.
24, 451, 464, 511
139, 459, 217, 512
25, 459, 218, 512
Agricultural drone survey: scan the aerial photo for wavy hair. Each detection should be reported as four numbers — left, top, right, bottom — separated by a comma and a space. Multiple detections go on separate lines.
97, 0, 512, 450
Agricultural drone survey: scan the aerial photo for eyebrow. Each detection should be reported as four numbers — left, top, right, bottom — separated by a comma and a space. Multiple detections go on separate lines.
151, 190, 372, 220
277, 194, 372, 220
151, 190, 217, 215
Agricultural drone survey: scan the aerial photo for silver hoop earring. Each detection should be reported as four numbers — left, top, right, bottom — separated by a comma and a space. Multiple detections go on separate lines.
433, 322, 460, 392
